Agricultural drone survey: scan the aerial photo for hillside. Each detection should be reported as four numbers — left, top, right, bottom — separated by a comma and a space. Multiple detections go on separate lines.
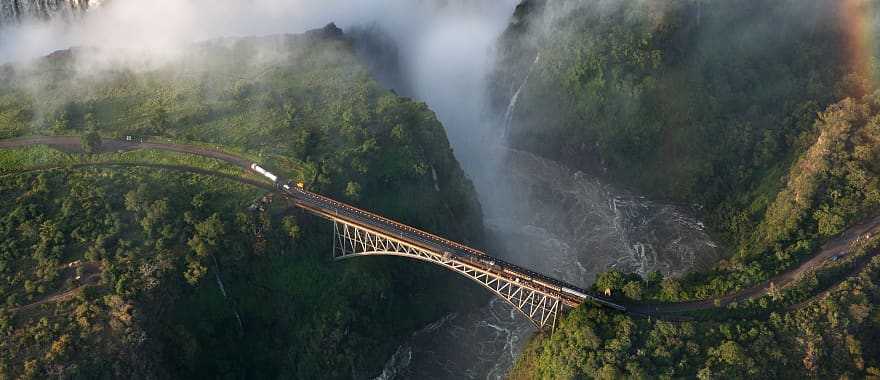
493, 0, 863, 232
511, 94, 880, 378
497, 0, 880, 377
0, 25, 486, 378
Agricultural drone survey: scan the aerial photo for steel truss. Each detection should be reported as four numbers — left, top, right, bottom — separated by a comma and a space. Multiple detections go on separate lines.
333, 220, 564, 331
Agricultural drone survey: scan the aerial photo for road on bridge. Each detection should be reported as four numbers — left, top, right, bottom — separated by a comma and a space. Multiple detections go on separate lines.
3, 136, 879, 320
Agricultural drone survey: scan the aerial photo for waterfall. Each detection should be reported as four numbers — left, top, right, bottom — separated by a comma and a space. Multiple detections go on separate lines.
502, 53, 540, 139
0, 0, 93, 27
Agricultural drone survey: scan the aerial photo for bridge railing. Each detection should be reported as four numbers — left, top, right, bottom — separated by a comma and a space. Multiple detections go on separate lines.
289, 186, 490, 258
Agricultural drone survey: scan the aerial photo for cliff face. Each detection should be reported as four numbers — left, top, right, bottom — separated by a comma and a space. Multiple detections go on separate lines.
0, 0, 93, 26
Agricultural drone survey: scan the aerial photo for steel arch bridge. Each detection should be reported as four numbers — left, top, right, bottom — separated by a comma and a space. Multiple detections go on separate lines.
333, 219, 565, 329
277, 180, 626, 331
0, 136, 624, 332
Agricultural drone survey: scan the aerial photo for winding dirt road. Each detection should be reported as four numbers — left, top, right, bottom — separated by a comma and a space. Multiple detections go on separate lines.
9, 262, 102, 314
2, 136, 878, 318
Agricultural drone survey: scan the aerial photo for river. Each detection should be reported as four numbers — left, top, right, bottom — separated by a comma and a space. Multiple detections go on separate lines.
366, 2, 722, 378
375, 143, 721, 379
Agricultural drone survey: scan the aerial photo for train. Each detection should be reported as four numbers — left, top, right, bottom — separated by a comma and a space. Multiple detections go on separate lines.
250, 164, 278, 183
248, 162, 625, 311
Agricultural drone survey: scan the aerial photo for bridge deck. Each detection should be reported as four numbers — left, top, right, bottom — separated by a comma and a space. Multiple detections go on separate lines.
281, 185, 624, 311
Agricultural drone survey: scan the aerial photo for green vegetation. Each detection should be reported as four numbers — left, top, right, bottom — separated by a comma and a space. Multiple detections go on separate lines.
0, 27, 485, 378
583, 94, 880, 303
500, 0, 880, 378
494, 0, 866, 236
79, 131, 101, 154
0, 146, 259, 180
512, 254, 880, 379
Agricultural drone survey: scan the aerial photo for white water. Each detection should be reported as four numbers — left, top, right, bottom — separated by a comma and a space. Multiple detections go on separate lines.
502, 53, 540, 139
371, 1, 721, 374
377, 145, 721, 379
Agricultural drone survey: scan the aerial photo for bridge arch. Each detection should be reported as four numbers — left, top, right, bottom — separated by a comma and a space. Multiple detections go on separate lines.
332, 220, 566, 330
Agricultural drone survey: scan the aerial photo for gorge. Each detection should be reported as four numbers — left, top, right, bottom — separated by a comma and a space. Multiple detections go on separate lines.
2, 0, 880, 378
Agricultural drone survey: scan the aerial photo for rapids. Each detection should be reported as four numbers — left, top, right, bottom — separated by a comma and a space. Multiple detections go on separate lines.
376, 146, 720, 379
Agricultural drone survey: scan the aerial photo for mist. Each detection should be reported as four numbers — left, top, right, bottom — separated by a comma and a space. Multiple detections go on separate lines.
2, 0, 517, 167
0, 1, 728, 378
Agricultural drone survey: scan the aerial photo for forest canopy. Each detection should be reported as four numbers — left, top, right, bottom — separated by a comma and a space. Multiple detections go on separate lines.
0, 27, 486, 378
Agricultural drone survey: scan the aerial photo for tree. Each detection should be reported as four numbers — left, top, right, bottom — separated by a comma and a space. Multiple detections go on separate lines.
52, 111, 70, 133
184, 261, 207, 285
149, 105, 170, 134
622, 281, 643, 300
595, 270, 625, 295
81, 130, 102, 154
140, 199, 169, 236
660, 278, 682, 301
282, 215, 300, 240
814, 205, 844, 237
45, 334, 71, 362
345, 181, 362, 201
188, 213, 224, 257
84, 112, 99, 130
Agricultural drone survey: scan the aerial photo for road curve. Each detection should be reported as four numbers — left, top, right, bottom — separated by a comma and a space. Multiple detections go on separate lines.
626, 216, 880, 316
3, 136, 879, 318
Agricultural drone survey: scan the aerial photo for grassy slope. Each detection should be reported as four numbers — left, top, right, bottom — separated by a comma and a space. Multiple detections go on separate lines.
0, 28, 486, 378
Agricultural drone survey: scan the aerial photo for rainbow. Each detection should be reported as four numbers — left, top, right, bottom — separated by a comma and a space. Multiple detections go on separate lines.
839, 0, 877, 96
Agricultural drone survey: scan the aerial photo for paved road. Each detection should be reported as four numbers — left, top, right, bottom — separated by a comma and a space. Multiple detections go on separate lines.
3, 136, 879, 318
627, 216, 880, 316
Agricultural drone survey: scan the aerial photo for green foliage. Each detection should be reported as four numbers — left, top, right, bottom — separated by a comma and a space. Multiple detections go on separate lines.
507, 1, 880, 378
594, 270, 624, 293
344, 180, 362, 200
494, 0, 866, 238
0, 31, 485, 379
281, 215, 300, 240
621, 281, 642, 301
519, 254, 880, 378
518, 93, 880, 375
80, 130, 101, 154
187, 213, 225, 257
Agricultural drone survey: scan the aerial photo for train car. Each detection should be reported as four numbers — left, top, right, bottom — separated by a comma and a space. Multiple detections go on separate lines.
560, 286, 588, 299
250, 163, 278, 182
